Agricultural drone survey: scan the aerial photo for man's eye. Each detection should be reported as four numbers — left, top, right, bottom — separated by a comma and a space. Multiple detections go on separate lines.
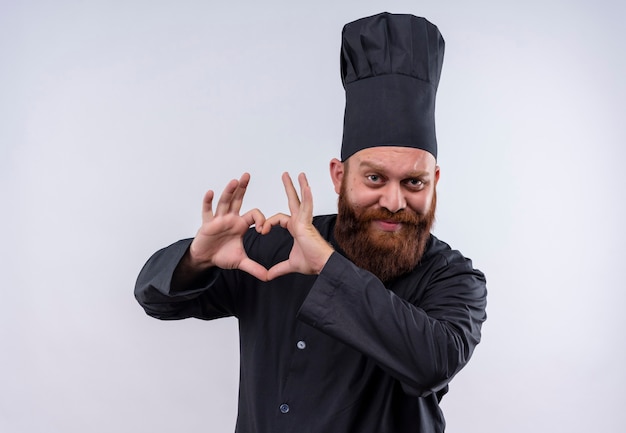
407, 179, 424, 187
367, 175, 381, 182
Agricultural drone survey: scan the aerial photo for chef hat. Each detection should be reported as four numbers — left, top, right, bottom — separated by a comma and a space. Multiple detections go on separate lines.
340, 12, 445, 161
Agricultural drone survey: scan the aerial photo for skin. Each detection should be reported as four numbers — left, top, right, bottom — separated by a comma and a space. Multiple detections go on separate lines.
330, 146, 440, 230
176, 172, 333, 284
174, 146, 439, 285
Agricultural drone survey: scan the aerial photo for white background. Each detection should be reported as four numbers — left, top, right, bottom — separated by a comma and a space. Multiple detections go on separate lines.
2, 0, 625, 432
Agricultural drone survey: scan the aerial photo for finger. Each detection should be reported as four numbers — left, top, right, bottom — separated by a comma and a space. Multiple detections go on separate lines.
201, 190, 215, 222
261, 212, 291, 234
297, 172, 314, 221
238, 258, 269, 282
215, 178, 240, 216
230, 173, 251, 214
281, 172, 301, 215
241, 208, 266, 232
266, 260, 292, 281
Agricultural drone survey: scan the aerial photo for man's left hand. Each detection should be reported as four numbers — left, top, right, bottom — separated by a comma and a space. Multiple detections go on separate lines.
262, 172, 334, 280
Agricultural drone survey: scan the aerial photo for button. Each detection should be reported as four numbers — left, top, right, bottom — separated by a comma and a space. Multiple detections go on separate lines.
296, 340, 306, 350
279, 403, 290, 414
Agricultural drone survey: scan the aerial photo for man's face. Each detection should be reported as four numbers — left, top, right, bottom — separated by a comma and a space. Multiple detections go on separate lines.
330, 146, 440, 282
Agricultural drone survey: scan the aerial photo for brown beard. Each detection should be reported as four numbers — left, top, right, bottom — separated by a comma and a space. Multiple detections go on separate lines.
334, 183, 436, 283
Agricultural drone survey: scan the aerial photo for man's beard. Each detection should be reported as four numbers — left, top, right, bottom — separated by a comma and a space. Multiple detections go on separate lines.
334, 185, 436, 283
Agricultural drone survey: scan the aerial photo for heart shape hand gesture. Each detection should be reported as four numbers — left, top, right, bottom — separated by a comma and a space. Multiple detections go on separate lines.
186, 172, 334, 282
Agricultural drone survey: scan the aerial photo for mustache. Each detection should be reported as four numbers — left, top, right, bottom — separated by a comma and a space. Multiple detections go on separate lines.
358, 207, 422, 225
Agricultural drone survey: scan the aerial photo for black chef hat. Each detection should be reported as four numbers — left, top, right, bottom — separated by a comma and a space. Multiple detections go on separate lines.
340, 12, 445, 161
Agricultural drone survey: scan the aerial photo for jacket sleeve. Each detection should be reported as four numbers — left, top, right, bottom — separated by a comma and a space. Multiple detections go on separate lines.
134, 239, 238, 320
297, 250, 487, 397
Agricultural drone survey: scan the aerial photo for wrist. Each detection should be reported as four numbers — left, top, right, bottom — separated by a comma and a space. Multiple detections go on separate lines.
186, 244, 215, 271
315, 245, 335, 275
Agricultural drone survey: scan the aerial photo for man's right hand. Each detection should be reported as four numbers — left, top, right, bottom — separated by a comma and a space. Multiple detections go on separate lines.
183, 173, 269, 281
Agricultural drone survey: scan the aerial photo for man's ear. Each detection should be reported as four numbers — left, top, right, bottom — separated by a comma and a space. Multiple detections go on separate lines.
329, 158, 344, 194
434, 165, 440, 186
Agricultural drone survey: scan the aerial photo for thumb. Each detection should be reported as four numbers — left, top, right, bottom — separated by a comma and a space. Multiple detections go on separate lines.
238, 258, 270, 282
266, 260, 293, 281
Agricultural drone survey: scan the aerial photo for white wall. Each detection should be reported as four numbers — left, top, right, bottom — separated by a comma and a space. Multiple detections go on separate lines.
2, 0, 624, 431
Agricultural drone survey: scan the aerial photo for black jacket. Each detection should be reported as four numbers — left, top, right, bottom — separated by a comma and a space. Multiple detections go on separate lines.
135, 214, 487, 433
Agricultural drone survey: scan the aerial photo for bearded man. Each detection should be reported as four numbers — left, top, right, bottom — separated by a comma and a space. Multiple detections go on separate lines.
135, 12, 487, 433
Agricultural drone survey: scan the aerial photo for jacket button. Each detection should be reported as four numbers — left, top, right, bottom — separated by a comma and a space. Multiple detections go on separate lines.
279, 403, 290, 414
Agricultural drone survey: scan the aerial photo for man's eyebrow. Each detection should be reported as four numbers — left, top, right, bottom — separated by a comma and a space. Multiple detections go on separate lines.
358, 161, 385, 172
359, 161, 431, 178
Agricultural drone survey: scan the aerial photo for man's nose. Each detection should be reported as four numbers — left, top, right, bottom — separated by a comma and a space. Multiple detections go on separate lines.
379, 184, 406, 213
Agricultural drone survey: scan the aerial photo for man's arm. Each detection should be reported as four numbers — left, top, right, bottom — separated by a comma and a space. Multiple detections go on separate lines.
134, 238, 224, 320
298, 248, 487, 397
134, 173, 268, 319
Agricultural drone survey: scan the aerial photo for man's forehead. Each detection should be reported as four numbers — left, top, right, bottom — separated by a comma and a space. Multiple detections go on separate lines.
348, 146, 437, 172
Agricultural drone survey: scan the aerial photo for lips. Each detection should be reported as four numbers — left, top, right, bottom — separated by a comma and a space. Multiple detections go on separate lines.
372, 219, 403, 232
